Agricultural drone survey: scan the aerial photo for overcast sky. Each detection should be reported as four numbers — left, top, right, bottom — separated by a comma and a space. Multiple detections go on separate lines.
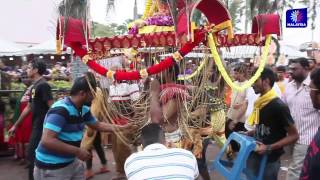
0, 0, 318, 47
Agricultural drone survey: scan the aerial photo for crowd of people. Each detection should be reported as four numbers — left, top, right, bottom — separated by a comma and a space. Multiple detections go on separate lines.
0, 59, 71, 85
2, 55, 320, 180
0, 59, 72, 166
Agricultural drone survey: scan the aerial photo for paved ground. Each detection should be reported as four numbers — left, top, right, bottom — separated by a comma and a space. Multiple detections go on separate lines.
0, 143, 291, 180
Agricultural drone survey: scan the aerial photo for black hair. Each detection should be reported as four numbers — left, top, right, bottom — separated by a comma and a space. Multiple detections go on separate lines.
290, 57, 310, 69
276, 66, 286, 72
253, 67, 276, 87
70, 72, 97, 96
141, 123, 165, 147
233, 63, 247, 73
160, 62, 180, 84
311, 67, 320, 90
260, 68, 276, 87
9, 98, 17, 110
168, 62, 180, 81
31, 60, 47, 75
309, 58, 316, 64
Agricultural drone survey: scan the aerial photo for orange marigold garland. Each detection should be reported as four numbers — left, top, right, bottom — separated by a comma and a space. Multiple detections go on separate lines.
139, 69, 149, 79
172, 51, 183, 63
106, 70, 115, 80
82, 55, 91, 64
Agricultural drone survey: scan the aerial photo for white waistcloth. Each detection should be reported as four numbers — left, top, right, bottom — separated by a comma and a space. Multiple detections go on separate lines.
109, 83, 140, 101
165, 129, 182, 143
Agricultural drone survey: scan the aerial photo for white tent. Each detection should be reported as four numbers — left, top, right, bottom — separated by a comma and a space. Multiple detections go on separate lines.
19, 39, 57, 55
0, 39, 23, 56
280, 44, 307, 58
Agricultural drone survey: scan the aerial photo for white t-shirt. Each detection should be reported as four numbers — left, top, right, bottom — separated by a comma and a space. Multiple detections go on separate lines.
227, 81, 248, 123
124, 143, 199, 180
244, 87, 258, 131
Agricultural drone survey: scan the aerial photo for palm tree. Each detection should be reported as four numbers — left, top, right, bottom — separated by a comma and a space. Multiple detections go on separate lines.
245, 0, 296, 33
58, 0, 88, 19
106, 0, 116, 16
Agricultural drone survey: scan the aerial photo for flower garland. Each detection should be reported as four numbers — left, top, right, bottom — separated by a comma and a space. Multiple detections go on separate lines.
71, 30, 206, 81
146, 15, 174, 26
142, 0, 153, 19
129, 15, 174, 35
208, 33, 272, 91
178, 56, 208, 80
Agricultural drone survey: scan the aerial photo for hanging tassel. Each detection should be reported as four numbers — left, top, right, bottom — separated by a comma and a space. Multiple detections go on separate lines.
191, 22, 196, 42
56, 36, 62, 55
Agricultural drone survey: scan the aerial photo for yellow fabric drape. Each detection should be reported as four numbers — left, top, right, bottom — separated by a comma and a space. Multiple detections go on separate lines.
208, 33, 272, 92
139, 25, 174, 34
210, 109, 227, 148
247, 89, 277, 126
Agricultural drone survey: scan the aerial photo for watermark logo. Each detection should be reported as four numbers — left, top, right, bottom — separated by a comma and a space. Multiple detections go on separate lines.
286, 8, 307, 28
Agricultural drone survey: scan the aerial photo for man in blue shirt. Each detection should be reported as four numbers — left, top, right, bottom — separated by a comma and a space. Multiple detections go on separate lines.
34, 73, 134, 180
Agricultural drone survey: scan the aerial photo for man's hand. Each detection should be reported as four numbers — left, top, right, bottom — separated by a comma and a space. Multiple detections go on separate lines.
8, 126, 17, 136
255, 141, 267, 155
76, 148, 92, 161
86, 128, 95, 137
238, 131, 248, 136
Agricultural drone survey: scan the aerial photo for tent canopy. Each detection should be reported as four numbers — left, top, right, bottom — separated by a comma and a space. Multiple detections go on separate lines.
280, 44, 307, 58
18, 39, 56, 55
0, 39, 23, 56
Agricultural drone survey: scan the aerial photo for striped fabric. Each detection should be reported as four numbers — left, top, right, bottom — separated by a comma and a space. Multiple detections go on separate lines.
124, 143, 199, 180
35, 97, 97, 168
282, 76, 320, 145
109, 83, 140, 101
165, 129, 182, 144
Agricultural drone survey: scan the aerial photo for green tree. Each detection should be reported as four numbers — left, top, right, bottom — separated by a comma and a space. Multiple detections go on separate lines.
246, 0, 296, 32
91, 22, 117, 38
116, 19, 133, 35
58, 0, 87, 19
299, 0, 319, 39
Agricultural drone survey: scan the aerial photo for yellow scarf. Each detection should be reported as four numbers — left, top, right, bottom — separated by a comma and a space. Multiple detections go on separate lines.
248, 89, 277, 126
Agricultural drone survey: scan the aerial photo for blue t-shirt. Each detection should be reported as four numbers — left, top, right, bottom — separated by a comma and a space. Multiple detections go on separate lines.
35, 97, 96, 169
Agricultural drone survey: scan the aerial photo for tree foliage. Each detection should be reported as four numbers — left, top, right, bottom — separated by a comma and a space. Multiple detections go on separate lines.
299, 0, 318, 30
91, 18, 133, 38
223, 0, 245, 32
91, 22, 117, 38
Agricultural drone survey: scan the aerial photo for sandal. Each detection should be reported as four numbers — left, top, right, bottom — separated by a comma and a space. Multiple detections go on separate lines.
85, 170, 95, 180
